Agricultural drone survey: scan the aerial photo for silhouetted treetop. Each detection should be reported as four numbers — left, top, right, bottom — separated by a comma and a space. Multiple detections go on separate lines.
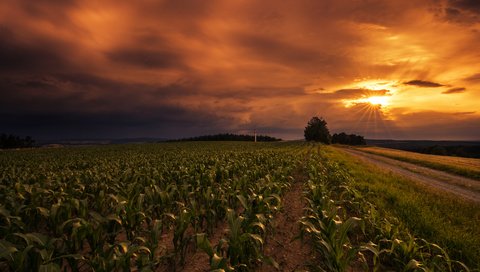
304, 117, 331, 144
332, 132, 366, 145
0, 133, 35, 149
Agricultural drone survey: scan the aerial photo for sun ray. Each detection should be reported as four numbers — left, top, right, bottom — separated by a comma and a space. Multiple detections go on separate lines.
364, 105, 375, 137
352, 103, 373, 132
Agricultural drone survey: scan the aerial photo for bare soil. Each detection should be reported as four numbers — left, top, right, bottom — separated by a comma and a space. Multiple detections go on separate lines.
340, 148, 480, 203
259, 176, 315, 272
180, 221, 227, 272
181, 172, 314, 271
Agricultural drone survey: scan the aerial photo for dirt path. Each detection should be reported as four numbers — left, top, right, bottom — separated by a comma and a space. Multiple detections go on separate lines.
259, 177, 315, 271
339, 147, 480, 203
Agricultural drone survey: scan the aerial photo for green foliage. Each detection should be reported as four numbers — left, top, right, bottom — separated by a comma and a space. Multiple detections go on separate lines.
0, 141, 475, 271
332, 132, 366, 145
0, 142, 298, 271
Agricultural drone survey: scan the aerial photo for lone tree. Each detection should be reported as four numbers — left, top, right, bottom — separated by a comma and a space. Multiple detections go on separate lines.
304, 117, 331, 144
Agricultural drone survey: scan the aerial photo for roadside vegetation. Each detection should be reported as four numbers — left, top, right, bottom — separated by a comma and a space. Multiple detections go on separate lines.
329, 146, 480, 268
0, 142, 476, 271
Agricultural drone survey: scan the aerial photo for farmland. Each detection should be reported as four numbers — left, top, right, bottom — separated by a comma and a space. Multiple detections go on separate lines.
355, 146, 480, 180
0, 142, 478, 271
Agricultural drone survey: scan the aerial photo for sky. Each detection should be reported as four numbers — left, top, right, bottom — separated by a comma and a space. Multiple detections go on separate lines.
1, 0, 480, 141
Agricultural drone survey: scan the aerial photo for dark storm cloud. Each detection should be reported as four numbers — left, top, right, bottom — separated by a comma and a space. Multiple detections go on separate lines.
0, 74, 193, 114
331, 89, 391, 99
453, 111, 476, 115
140, 0, 217, 19
57, 73, 200, 100
449, 0, 480, 13
464, 73, 480, 81
0, 74, 235, 140
442, 87, 466, 94
0, 77, 87, 114
0, 106, 235, 140
403, 80, 444, 87
0, 27, 73, 72
0, 106, 214, 128
56, 73, 125, 89
233, 32, 351, 71
20, 0, 78, 18
106, 48, 185, 69
391, 110, 480, 140
214, 86, 306, 100
440, 0, 480, 23
14, 78, 60, 91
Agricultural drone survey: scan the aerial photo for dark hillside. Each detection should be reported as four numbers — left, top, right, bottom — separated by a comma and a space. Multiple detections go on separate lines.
169, 133, 281, 142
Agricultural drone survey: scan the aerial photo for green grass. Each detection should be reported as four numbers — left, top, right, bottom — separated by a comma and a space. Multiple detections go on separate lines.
356, 146, 480, 180
328, 146, 480, 269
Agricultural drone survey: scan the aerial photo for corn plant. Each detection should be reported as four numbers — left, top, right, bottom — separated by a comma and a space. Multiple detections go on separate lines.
195, 233, 234, 271
300, 195, 363, 271
164, 207, 193, 267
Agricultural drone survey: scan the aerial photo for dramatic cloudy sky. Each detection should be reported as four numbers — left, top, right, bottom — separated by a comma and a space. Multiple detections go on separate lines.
1, 0, 480, 140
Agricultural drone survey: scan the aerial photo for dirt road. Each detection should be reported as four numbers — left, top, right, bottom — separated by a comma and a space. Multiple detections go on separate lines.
338, 147, 480, 203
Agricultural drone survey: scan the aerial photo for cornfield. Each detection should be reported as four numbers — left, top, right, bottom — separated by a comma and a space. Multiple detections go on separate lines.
0, 142, 473, 271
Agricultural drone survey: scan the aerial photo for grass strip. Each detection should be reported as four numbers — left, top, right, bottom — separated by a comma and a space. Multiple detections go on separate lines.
328, 146, 480, 269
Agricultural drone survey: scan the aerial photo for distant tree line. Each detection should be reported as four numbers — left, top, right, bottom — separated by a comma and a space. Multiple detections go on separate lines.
304, 117, 366, 146
332, 132, 366, 145
169, 133, 282, 142
0, 133, 35, 149
418, 145, 480, 158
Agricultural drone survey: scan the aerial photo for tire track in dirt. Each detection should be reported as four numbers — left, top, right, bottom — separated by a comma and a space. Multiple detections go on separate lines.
180, 148, 316, 271
259, 172, 316, 272
339, 147, 480, 203
181, 179, 315, 272
179, 221, 227, 272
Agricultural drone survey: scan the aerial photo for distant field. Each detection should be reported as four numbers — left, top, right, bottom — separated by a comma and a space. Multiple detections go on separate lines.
356, 146, 480, 180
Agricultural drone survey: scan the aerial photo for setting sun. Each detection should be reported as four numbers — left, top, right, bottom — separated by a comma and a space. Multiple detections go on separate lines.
343, 93, 391, 108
